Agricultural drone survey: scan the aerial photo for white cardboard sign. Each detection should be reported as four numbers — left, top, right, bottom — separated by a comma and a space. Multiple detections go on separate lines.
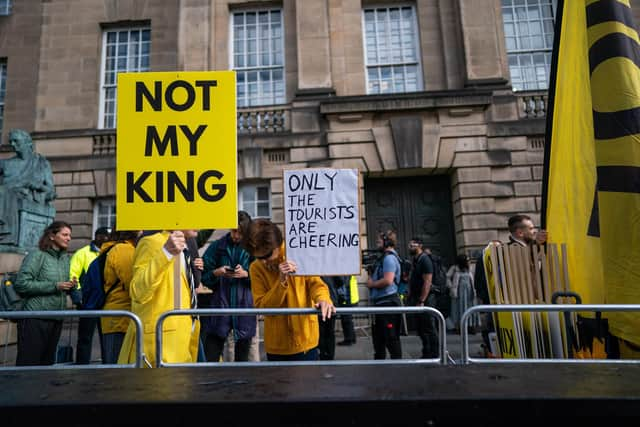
283, 168, 360, 276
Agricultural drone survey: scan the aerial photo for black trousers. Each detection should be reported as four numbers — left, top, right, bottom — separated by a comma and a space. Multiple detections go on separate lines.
16, 318, 63, 366
76, 316, 103, 364
203, 333, 251, 362
372, 296, 403, 360
318, 315, 336, 360
414, 293, 439, 358
339, 302, 357, 343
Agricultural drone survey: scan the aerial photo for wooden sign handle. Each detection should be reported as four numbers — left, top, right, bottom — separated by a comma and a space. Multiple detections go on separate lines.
173, 257, 181, 310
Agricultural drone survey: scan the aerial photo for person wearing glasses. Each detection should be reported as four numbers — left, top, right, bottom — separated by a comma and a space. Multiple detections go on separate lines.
243, 218, 335, 361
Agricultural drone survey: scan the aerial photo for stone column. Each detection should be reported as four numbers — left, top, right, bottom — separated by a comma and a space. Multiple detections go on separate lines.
178, 0, 211, 71
457, 0, 510, 86
295, 0, 334, 95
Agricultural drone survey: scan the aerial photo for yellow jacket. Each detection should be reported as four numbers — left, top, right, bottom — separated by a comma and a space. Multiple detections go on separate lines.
101, 239, 136, 334
250, 243, 331, 355
117, 231, 200, 367
69, 243, 99, 283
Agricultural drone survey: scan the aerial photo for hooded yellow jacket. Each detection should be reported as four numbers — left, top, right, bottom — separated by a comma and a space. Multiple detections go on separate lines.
117, 231, 199, 366
250, 243, 331, 355
101, 239, 136, 334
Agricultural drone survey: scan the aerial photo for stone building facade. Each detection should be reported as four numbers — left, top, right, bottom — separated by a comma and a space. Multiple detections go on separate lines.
2, 0, 636, 285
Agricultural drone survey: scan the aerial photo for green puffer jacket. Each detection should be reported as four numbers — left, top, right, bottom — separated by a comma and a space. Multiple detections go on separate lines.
15, 248, 71, 311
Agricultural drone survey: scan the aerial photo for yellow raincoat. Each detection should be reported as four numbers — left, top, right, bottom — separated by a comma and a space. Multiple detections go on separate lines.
250, 243, 331, 355
117, 231, 200, 367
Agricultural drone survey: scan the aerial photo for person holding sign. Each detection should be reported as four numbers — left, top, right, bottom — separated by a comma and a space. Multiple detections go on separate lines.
244, 219, 335, 361
117, 230, 201, 367
367, 230, 403, 360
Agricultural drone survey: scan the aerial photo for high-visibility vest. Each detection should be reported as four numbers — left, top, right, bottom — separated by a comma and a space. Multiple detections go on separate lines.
349, 275, 359, 305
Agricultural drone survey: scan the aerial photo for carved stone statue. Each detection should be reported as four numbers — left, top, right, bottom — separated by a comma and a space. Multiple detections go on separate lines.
0, 129, 56, 252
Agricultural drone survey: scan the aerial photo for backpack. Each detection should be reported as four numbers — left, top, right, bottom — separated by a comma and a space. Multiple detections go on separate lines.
426, 252, 450, 317
381, 252, 411, 286
80, 244, 120, 310
427, 253, 447, 294
0, 272, 23, 313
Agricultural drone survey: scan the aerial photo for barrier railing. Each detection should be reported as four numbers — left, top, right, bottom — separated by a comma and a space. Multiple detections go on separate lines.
156, 306, 446, 368
460, 304, 640, 364
0, 310, 144, 369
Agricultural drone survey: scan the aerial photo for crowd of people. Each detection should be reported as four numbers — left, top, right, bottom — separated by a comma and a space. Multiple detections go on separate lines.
10, 213, 549, 367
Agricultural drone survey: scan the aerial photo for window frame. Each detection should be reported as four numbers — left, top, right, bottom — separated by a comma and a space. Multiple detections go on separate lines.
0, 1, 11, 16
238, 182, 272, 219
362, 3, 423, 95
229, 7, 286, 107
93, 198, 116, 234
0, 58, 7, 137
98, 25, 151, 129
502, 0, 556, 92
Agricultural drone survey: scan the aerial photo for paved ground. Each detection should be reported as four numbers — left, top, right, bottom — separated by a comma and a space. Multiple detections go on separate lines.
1, 317, 485, 366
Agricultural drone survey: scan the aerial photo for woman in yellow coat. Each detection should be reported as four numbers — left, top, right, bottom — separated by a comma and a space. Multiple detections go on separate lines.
117, 230, 201, 367
244, 219, 335, 361
100, 230, 142, 364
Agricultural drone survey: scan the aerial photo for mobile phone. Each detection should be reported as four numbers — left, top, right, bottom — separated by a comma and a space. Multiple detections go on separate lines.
224, 267, 235, 273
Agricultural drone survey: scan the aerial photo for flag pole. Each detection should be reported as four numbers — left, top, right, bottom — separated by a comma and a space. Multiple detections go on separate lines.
540, 0, 565, 229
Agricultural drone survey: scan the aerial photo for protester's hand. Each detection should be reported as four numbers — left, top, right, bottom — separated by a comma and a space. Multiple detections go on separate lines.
315, 300, 336, 321
278, 260, 297, 280
536, 229, 548, 245
195, 283, 212, 294
164, 231, 186, 256
366, 277, 374, 288
57, 281, 76, 292
231, 264, 248, 279
193, 257, 203, 271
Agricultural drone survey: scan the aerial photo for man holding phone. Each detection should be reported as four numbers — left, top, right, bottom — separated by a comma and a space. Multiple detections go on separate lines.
200, 211, 256, 362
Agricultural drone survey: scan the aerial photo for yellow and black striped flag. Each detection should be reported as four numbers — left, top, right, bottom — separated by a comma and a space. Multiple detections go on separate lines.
542, 0, 640, 349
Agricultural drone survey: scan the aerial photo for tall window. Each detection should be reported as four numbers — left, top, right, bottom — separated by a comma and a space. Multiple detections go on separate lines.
363, 5, 422, 94
232, 9, 285, 107
99, 27, 150, 129
0, 59, 6, 136
0, 0, 11, 15
502, 0, 555, 91
94, 199, 116, 232
239, 183, 271, 219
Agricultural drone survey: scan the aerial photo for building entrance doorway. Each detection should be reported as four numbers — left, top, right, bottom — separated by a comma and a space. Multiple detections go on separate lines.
364, 175, 456, 265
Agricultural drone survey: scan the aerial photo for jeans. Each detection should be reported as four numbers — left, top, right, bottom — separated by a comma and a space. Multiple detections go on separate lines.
204, 333, 251, 362
101, 332, 125, 364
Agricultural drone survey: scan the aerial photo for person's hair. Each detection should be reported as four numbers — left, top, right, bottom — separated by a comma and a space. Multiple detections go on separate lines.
237, 210, 252, 235
243, 218, 283, 256
94, 227, 112, 239
38, 220, 72, 251
409, 236, 423, 246
455, 254, 469, 271
379, 230, 397, 248
508, 214, 532, 233
111, 230, 140, 243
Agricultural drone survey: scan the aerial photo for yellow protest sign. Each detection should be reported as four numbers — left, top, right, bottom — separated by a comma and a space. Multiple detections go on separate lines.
116, 71, 237, 230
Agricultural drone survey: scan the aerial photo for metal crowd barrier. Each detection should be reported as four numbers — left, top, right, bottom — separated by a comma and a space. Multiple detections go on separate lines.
460, 304, 640, 365
156, 306, 447, 368
0, 310, 144, 369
